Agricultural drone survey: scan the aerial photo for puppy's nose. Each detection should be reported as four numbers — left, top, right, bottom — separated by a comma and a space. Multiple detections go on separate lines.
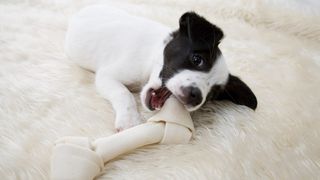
179, 86, 202, 106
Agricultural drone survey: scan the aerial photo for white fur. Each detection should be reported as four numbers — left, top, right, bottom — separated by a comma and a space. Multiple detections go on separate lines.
166, 55, 229, 111
1, 0, 320, 179
65, 5, 229, 129
65, 5, 171, 130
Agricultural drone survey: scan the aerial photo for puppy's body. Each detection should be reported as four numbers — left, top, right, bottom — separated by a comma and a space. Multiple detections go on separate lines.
66, 5, 257, 131
66, 6, 169, 84
66, 6, 171, 130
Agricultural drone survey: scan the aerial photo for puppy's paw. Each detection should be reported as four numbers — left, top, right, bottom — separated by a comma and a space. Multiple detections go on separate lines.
115, 111, 142, 132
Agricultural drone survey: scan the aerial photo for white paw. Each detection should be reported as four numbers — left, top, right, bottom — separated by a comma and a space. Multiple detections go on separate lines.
115, 111, 142, 132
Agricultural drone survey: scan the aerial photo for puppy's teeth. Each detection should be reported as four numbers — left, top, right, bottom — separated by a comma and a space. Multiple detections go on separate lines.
151, 92, 156, 96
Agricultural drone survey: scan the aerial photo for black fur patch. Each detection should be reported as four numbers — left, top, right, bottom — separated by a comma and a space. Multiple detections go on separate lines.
159, 12, 224, 84
210, 74, 258, 110
159, 12, 258, 110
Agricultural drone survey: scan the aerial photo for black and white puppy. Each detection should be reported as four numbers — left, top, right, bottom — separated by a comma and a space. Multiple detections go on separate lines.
65, 5, 257, 131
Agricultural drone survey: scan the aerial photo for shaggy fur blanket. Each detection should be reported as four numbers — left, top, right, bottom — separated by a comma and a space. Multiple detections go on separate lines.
1, 0, 319, 179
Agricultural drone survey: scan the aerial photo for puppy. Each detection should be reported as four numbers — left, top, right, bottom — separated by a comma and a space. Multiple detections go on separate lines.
65, 5, 257, 131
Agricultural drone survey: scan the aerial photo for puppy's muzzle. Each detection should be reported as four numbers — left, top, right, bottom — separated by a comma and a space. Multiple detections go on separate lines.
178, 86, 202, 107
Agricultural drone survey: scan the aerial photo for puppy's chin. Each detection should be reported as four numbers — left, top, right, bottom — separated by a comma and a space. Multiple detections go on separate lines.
184, 104, 202, 112
177, 97, 204, 112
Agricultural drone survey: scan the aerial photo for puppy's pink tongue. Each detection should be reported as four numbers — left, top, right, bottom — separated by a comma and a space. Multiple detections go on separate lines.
150, 87, 172, 110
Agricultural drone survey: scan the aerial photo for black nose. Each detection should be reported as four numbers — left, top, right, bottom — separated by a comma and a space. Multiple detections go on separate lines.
179, 86, 202, 106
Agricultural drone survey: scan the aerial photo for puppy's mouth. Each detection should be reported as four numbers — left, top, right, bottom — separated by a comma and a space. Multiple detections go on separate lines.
146, 86, 172, 111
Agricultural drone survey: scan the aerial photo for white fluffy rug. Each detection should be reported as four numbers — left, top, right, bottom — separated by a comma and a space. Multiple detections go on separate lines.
1, 0, 320, 179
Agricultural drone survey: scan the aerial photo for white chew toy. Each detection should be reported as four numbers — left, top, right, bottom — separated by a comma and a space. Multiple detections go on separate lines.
50, 97, 194, 180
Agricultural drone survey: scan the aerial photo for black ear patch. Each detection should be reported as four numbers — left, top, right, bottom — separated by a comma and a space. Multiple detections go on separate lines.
212, 74, 258, 110
161, 12, 225, 85
179, 12, 224, 46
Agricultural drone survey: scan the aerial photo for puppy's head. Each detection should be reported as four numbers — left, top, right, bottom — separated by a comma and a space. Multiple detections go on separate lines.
141, 12, 257, 112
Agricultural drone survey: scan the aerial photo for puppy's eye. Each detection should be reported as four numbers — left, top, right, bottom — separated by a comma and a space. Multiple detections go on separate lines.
191, 54, 204, 67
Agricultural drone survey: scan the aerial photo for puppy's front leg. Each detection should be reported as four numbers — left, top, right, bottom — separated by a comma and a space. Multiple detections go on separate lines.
95, 69, 142, 131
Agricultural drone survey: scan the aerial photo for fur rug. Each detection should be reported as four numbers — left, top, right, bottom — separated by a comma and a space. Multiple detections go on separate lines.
1, 0, 319, 179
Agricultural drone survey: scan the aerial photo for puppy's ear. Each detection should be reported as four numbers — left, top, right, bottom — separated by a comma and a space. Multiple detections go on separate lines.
179, 12, 224, 45
212, 74, 257, 110
178, 12, 192, 36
